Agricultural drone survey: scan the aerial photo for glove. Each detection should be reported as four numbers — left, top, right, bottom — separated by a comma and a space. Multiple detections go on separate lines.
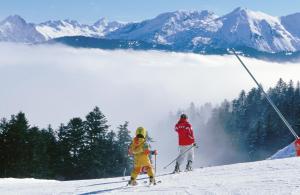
128, 149, 133, 156
151, 150, 158, 155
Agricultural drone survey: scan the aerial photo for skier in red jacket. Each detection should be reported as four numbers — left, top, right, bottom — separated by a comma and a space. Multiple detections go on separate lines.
174, 114, 196, 173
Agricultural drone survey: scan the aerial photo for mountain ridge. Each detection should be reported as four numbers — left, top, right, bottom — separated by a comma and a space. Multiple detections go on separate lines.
1, 7, 300, 56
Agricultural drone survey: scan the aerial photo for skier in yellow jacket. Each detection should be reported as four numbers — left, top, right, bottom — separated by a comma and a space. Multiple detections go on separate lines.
128, 127, 157, 186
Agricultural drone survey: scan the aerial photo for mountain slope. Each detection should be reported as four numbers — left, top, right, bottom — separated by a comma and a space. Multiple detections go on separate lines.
213, 7, 298, 52
0, 15, 45, 43
1, 157, 300, 194
36, 18, 125, 40
107, 10, 220, 48
48, 36, 171, 51
281, 13, 300, 41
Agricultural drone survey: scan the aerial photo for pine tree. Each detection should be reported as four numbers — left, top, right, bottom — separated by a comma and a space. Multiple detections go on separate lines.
26, 126, 57, 178
105, 130, 120, 176
57, 117, 86, 179
67, 118, 85, 159
295, 81, 300, 135
85, 107, 109, 145
41, 125, 59, 178
0, 118, 8, 177
116, 121, 132, 175
81, 107, 110, 178
3, 113, 30, 177
247, 121, 261, 160
57, 124, 72, 179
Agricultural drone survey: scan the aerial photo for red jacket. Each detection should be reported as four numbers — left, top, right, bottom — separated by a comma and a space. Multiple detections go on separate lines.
175, 118, 195, 146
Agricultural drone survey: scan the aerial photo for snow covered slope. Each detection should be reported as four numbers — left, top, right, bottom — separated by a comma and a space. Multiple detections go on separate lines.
0, 15, 45, 43
2, 157, 300, 194
269, 142, 296, 160
36, 18, 125, 40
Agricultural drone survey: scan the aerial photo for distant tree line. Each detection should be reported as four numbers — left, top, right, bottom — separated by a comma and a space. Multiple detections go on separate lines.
172, 79, 300, 165
0, 107, 132, 180
209, 78, 300, 162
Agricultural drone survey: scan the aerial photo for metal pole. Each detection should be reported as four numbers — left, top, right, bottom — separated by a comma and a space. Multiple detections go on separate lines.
231, 48, 299, 139
163, 145, 195, 169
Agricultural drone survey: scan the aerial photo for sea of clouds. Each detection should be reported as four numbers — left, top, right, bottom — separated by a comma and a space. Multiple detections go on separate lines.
1, 43, 300, 170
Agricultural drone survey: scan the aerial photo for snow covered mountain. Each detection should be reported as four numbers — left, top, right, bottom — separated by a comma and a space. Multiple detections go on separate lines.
36, 18, 125, 40
108, 7, 300, 53
0, 15, 45, 43
107, 10, 220, 48
213, 7, 299, 52
2, 157, 300, 194
1, 8, 300, 54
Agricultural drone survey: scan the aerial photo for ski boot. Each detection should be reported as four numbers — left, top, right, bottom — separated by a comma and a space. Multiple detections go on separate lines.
173, 162, 180, 173
128, 177, 138, 186
149, 176, 156, 185
185, 160, 193, 171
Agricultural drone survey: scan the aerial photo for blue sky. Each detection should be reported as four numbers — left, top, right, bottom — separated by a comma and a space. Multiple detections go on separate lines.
0, 0, 299, 24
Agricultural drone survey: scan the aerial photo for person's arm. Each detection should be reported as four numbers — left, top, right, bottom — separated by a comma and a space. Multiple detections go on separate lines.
143, 143, 151, 155
128, 142, 134, 155
175, 124, 179, 132
188, 125, 195, 141
190, 127, 198, 146
128, 140, 144, 155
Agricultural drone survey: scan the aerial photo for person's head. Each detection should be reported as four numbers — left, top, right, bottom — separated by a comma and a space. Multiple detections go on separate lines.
180, 113, 188, 120
136, 127, 146, 139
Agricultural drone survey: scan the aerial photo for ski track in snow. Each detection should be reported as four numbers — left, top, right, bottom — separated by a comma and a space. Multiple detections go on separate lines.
1, 157, 300, 195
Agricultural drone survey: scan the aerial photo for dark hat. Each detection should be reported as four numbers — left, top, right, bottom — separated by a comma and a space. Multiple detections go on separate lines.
180, 114, 188, 119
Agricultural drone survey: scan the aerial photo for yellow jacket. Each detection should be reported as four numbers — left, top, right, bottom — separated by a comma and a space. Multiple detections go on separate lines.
129, 137, 151, 167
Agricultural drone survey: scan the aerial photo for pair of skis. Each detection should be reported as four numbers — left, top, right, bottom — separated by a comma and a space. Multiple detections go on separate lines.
172, 168, 193, 174
126, 180, 162, 187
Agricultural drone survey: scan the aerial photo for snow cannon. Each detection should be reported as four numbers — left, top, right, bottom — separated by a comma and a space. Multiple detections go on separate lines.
294, 139, 300, 156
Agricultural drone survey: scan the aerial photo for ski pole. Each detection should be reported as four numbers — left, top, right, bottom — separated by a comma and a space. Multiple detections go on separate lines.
163, 145, 195, 169
231, 48, 299, 139
122, 168, 127, 180
155, 154, 157, 173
